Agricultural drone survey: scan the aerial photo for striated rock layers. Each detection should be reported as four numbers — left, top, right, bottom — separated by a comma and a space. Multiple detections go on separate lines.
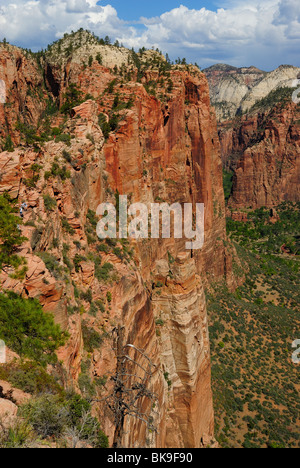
0, 36, 235, 448
204, 64, 266, 122
220, 101, 300, 209
205, 63, 300, 210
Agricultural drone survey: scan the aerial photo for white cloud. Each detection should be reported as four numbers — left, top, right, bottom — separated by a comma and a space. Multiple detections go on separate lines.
65, 0, 90, 14
117, 2, 295, 69
274, 0, 300, 24
0, 0, 299, 70
0, 0, 124, 49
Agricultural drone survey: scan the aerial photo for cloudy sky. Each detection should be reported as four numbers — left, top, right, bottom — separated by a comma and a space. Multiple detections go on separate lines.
0, 0, 299, 70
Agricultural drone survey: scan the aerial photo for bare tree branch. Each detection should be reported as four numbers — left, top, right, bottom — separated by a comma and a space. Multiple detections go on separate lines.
101, 325, 158, 448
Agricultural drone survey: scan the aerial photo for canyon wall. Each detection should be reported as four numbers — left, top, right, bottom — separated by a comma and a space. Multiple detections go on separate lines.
0, 37, 234, 448
218, 102, 300, 210
205, 63, 300, 210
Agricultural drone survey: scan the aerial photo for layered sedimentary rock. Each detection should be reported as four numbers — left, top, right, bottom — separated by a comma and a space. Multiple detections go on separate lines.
204, 64, 266, 121
206, 62, 300, 210
204, 63, 300, 121
220, 101, 300, 209
0, 35, 235, 448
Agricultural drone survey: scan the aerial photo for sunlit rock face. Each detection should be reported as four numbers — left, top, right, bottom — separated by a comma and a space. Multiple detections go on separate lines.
0, 37, 236, 448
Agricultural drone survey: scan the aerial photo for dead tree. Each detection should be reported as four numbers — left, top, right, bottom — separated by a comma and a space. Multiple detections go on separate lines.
104, 325, 158, 448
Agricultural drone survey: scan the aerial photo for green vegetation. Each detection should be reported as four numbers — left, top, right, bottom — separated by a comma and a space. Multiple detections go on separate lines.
0, 419, 35, 448
73, 254, 87, 272
43, 194, 57, 211
81, 321, 105, 354
0, 291, 68, 365
98, 112, 121, 140
60, 83, 83, 115
54, 133, 71, 146
24, 164, 42, 188
223, 170, 234, 204
0, 194, 27, 270
37, 251, 62, 278
106, 291, 112, 303
227, 202, 300, 255
16, 393, 108, 448
163, 372, 172, 389
96, 53, 103, 65
84, 209, 99, 245
61, 217, 75, 235
208, 203, 300, 448
0, 361, 62, 395
250, 87, 297, 112
94, 261, 114, 282
15, 122, 48, 148
45, 161, 71, 181
3, 135, 14, 152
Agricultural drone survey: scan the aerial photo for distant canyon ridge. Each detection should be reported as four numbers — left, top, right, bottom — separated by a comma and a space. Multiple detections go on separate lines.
204, 63, 300, 210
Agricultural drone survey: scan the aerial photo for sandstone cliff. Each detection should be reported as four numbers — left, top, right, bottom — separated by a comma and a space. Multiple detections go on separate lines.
0, 32, 235, 448
230, 104, 300, 209
219, 95, 300, 210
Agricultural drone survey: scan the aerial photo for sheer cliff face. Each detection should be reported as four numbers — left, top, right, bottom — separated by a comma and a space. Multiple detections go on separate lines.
94, 70, 232, 447
0, 42, 233, 448
232, 105, 300, 209
220, 102, 300, 209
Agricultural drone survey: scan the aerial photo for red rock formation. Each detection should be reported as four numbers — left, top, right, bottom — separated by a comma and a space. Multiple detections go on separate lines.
227, 102, 300, 209
0, 45, 46, 146
218, 116, 260, 170
0, 40, 236, 448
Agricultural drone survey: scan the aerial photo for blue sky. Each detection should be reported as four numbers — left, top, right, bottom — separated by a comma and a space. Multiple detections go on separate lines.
0, 0, 299, 70
100, 1, 218, 21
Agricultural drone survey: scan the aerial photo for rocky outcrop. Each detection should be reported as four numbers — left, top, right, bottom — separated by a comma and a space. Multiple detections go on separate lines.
0, 44, 46, 146
150, 253, 214, 448
70, 65, 229, 447
240, 66, 300, 114
0, 398, 18, 429
0, 381, 30, 406
0, 150, 21, 198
